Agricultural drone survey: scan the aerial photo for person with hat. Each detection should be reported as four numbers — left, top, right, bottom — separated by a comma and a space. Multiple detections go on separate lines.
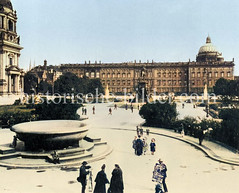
153, 159, 168, 193
93, 164, 109, 193
78, 161, 91, 193
109, 164, 124, 193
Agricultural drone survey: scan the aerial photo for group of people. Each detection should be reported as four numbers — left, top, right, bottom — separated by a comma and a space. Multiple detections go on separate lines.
152, 159, 168, 193
132, 136, 156, 156
78, 161, 124, 193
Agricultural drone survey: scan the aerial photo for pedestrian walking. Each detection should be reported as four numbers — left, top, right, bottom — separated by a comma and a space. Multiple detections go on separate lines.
93, 164, 109, 193
82, 107, 85, 115
109, 108, 112, 115
108, 164, 124, 193
146, 129, 150, 136
150, 138, 156, 155
182, 103, 185, 109
84, 108, 87, 115
132, 136, 137, 155
158, 159, 168, 192
136, 126, 140, 136
143, 138, 148, 155
114, 104, 117, 110
138, 104, 140, 110
125, 103, 128, 110
78, 161, 91, 193
140, 127, 144, 136
93, 106, 95, 114
136, 136, 144, 156
131, 105, 133, 113
152, 159, 164, 193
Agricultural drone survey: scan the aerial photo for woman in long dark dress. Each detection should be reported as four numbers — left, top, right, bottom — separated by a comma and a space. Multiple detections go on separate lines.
94, 164, 109, 193
109, 164, 124, 193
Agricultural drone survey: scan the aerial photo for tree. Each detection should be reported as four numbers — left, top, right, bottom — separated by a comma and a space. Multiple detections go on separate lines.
139, 101, 177, 128
34, 98, 81, 120
24, 72, 38, 94
54, 72, 80, 94
37, 80, 52, 94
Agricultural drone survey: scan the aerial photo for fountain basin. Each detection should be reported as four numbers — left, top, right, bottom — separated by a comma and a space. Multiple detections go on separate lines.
11, 120, 88, 151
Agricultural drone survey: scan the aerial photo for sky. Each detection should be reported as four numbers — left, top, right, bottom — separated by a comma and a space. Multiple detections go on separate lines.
11, 0, 239, 75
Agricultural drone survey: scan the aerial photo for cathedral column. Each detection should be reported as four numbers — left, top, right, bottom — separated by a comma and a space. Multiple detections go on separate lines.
15, 75, 19, 93
8, 74, 11, 93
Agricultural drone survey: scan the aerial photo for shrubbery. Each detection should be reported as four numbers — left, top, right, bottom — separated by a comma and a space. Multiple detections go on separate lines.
139, 101, 177, 128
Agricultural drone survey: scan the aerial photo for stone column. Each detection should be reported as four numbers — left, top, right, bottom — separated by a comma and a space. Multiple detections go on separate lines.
21, 76, 24, 93
16, 75, 19, 94
8, 74, 11, 93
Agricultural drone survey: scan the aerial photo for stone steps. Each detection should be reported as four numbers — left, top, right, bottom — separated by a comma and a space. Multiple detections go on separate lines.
0, 146, 16, 154
0, 152, 20, 160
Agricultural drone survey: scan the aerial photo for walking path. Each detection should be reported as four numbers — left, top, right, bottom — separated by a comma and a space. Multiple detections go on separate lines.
0, 102, 239, 193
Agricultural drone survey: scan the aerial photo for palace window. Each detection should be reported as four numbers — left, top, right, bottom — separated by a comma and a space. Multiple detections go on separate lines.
221, 72, 224, 77
158, 73, 161, 78
163, 80, 166, 86
197, 72, 201, 78
173, 80, 177, 86
192, 72, 195, 78
117, 73, 120, 78
122, 80, 126, 86
102, 73, 105, 78
215, 72, 218, 78
168, 80, 171, 86
192, 81, 195, 86
85, 72, 89, 77
122, 73, 126, 78
107, 73, 110, 78
96, 72, 100, 78
117, 80, 120, 85
209, 80, 212, 86
178, 80, 182, 86
90, 72, 95, 78
227, 72, 230, 77
178, 72, 182, 77
174, 72, 177, 77
112, 80, 115, 86
163, 73, 166, 78
157, 80, 161, 86
127, 80, 131, 85
112, 73, 115, 78
127, 73, 131, 78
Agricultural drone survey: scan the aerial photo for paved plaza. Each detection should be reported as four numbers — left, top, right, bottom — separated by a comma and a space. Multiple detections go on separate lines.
0, 102, 239, 193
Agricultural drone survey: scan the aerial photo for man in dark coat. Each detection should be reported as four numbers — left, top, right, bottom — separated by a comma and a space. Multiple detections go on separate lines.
136, 136, 144, 156
93, 164, 109, 193
79, 161, 91, 193
109, 164, 124, 193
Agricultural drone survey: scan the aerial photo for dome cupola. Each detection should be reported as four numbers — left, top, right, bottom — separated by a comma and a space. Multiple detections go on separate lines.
196, 36, 224, 62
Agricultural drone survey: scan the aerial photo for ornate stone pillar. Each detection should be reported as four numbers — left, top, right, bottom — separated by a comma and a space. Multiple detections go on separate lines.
8, 74, 11, 93
16, 75, 19, 93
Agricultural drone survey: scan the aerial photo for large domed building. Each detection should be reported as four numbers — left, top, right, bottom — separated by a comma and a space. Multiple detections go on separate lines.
0, 0, 24, 95
31, 35, 235, 94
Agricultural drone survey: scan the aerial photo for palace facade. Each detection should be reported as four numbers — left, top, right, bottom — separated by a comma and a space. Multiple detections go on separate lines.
57, 36, 234, 94
0, 0, 24, 95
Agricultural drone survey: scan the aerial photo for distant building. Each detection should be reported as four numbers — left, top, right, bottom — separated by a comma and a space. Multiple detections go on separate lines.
29, 60, 62, 85
31, 36, 235, 94
0, 0, 24, 95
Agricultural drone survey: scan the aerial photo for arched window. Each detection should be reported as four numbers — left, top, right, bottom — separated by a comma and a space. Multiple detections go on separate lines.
8, 20, 13, 31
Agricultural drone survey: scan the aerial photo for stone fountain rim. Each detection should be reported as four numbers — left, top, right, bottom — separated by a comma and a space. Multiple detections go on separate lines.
11, 120, 87, 135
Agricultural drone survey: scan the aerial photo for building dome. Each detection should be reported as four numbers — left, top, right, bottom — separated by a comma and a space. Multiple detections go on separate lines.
196, 36, 224, 62
198, 36, 219, 54
0, 0, 13, 10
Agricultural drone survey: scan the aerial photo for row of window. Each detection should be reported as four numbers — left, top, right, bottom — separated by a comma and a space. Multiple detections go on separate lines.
191, 72, 231, 78
102, 80, 131, 86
